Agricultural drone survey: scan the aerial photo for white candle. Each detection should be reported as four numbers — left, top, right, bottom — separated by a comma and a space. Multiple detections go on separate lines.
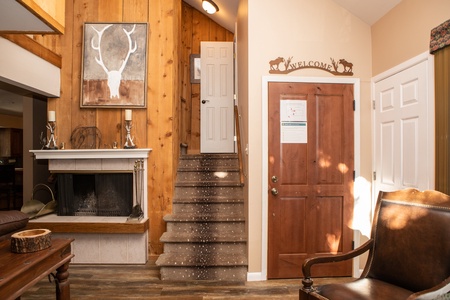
48, 111, 56, 122
125, 109, 132, 121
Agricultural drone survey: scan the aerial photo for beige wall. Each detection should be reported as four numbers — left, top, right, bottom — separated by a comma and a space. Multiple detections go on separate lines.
372, 0, 450, 76
237, 0, 250, 259
239, 0, 373, 276
240, 0, 450, 278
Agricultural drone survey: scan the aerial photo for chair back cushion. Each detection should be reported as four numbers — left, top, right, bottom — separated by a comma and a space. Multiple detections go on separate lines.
366, 189, 450, 292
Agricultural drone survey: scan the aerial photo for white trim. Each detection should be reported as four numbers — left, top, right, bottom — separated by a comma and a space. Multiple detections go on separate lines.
0, 37, 60, 97
247, 272, 264, 281
261, 76, 361, 280
30, 148, 152, 160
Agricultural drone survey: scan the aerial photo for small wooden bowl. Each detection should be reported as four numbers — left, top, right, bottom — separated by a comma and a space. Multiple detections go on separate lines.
11, 229, 52, 253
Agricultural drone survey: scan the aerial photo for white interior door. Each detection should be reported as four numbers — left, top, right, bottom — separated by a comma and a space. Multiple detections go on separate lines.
200, 41, 234, 153
373, 54, 434, 199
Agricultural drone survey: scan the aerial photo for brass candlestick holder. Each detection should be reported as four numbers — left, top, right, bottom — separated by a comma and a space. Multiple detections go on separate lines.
124, 120, 136, 149
44, 121, 58, 150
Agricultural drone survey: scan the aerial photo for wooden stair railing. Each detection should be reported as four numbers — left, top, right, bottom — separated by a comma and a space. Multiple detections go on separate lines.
234, 105, 244, 185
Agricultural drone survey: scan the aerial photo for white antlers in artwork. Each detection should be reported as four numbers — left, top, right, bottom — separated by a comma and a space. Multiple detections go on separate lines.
91, 24, 138, 99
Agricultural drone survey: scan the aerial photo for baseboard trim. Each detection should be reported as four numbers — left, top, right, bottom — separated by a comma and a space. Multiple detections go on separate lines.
247, 272, 265, 281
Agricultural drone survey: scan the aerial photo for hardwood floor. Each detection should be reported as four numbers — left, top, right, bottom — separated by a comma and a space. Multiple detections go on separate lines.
21, 257, 354, 299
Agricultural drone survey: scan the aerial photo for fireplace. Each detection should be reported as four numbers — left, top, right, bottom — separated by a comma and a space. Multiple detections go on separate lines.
29, 149, 151, 264
57, 173, 133, 216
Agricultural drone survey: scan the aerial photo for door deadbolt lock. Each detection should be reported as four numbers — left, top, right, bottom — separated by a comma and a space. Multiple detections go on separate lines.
271, 176, 278, 183
271, 188, 278, 196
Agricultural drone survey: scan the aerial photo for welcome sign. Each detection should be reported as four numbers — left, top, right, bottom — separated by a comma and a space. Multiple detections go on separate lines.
269, 56, 354, 76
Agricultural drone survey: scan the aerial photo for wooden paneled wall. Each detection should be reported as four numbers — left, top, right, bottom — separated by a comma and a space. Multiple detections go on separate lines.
180, 3, 234, 154
11, 0, 232, 256
45, 0, 181, 256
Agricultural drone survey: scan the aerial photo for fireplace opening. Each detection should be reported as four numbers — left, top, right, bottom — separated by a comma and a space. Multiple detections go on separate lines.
56, 173, 133, 216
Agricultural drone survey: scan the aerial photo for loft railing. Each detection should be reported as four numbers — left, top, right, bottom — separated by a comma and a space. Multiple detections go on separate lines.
234, 105, 244, 185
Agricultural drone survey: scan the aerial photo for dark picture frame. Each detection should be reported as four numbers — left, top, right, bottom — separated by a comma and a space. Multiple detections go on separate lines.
190, 54, 201, 84
80, 22, 148, 108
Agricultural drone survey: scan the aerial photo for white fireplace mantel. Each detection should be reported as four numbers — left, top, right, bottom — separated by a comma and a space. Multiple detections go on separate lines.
30, 148, 152, 160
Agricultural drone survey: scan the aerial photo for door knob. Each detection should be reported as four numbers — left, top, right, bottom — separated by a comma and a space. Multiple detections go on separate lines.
271, 188, 278, 196
201, 100, 210, 104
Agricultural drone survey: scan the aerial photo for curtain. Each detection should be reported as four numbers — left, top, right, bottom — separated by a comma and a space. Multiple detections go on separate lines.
431, 19, 450, 194
430, 19, 450, 54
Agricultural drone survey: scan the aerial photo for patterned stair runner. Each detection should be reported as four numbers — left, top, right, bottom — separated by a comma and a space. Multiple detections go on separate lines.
156, 154, 247, 281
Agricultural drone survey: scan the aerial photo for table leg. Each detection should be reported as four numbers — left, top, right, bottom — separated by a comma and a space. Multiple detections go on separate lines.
55, 261, 71, 300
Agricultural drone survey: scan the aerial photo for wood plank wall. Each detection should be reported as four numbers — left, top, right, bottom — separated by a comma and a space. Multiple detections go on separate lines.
9, 0, 232, 256
41, 0, 180, 256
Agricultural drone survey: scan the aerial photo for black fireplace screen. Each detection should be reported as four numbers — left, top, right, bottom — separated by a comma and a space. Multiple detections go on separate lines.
57, 173, 133, 216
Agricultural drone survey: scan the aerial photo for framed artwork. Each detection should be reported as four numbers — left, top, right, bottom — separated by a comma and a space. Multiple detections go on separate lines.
190, 54, 201, 84
81, 22, 148, 108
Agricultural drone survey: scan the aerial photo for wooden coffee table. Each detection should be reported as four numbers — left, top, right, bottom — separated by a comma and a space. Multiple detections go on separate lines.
0, 238, 74, 300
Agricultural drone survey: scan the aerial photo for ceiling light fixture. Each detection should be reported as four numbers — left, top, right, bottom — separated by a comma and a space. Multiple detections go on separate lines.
202, 0, 219, 14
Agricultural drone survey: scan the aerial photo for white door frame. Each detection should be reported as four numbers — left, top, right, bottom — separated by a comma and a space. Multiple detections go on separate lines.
371, 51, 435, 207
259, 76, 361, 281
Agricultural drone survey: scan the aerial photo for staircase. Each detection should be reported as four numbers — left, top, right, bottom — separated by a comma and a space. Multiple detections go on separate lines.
156, 154, 247, 281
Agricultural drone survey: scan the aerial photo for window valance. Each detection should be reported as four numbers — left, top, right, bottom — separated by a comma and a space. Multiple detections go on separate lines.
430, 19, 450, 54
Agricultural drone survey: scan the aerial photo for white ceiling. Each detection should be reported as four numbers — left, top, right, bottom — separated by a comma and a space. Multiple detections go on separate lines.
0, 0, 402, 116
183, 0, 402, 32
183, 0, 239, 32
331, 0, 402, 25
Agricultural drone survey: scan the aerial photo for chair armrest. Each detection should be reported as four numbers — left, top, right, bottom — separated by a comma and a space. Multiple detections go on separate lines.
409, 276, 450, 300
301, 239, 374, 292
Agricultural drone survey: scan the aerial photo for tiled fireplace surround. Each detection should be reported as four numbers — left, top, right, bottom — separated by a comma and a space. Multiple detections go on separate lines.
30, 149, 152, 264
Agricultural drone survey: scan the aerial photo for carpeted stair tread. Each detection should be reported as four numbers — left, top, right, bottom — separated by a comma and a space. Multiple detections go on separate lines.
177, 166, 240, 171
160, 231, 246, 243
159, 266, 247, 281
177, 172, 241, 183
175, 181, 243, 187
164, 213, 245, 222
173, 197, 244, 204
179, 154, 239, 164
172, 203, 243, 215
162, 242, 246, 256
167, 221, 245, 233
180, 153, 238, 159
178, 157, 239, 169
174, 188, 244, 199
156, 253, 247, 267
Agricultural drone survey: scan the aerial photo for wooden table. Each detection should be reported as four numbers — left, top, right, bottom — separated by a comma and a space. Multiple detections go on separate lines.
0, 238, 74, 300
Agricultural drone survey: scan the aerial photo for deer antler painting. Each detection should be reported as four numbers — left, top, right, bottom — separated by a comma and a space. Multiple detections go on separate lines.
81, 23, 148, 108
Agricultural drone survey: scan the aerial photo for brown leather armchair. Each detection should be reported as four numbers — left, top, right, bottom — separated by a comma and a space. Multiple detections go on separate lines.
300, 189, 450, 300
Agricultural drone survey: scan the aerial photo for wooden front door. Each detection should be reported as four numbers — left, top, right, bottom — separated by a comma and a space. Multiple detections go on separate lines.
267, 82, 354, 279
